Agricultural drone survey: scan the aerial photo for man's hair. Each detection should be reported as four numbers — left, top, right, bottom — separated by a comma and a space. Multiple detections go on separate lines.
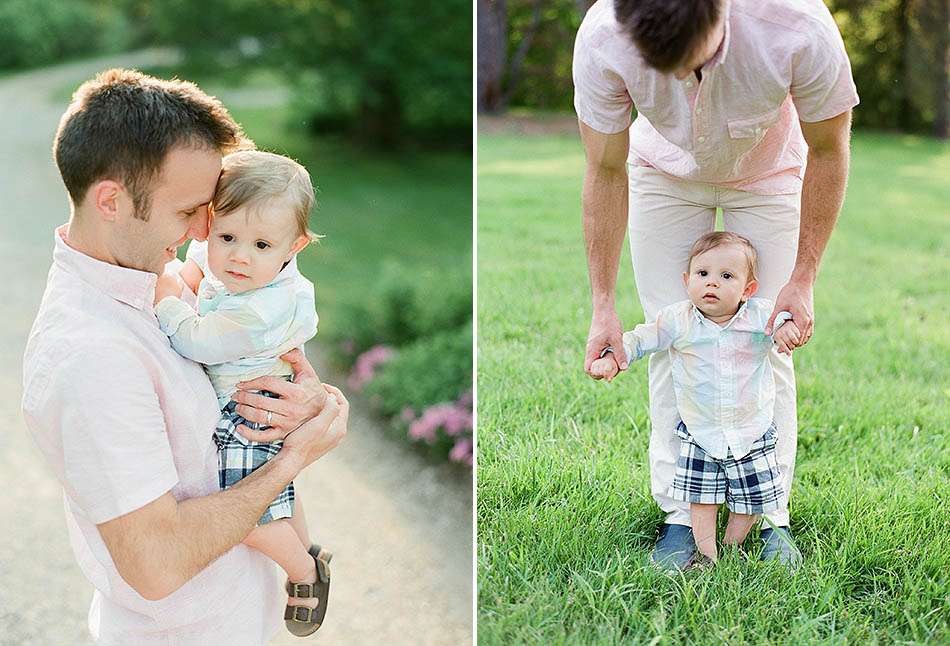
614, 0, 721, 72
212, 150, 317, 241
687, 231, 758, 283
53, 68, 251, 220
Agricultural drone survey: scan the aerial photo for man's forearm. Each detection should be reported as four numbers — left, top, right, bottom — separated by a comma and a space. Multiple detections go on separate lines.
583, 166, 629, 309
110, 451, 302, 600
792, 147, 850, 285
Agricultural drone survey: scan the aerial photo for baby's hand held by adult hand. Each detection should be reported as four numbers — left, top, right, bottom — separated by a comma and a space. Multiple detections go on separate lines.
590, 356, 620, 382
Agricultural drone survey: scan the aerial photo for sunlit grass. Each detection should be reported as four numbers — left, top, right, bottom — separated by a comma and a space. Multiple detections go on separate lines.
476, 129, 950, 644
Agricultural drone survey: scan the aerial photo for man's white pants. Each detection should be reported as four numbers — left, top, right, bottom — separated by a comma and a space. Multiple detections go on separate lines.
627, 165, 801, 528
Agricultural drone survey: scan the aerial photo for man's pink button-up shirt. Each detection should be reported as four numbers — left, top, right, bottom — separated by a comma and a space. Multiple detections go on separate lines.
573, 0, 860, 195
22, 226, 281, 645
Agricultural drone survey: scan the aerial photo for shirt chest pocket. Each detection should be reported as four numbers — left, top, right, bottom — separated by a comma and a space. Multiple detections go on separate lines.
727, 106, 782, 145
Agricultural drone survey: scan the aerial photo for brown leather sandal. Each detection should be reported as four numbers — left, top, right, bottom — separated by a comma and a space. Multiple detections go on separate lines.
284, 545, 332, 637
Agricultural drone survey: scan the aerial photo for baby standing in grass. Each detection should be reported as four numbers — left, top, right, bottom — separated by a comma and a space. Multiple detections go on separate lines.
591, 232, 801, 566
154, 150, 335, 636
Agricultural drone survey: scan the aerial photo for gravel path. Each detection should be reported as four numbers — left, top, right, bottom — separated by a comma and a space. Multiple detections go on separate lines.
0, 51, 472, 646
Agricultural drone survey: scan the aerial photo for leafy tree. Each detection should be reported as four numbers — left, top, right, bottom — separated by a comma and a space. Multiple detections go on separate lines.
143, 0, 472, 147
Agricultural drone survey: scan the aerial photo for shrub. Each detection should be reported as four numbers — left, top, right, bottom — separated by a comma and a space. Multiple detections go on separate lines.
335, 261, 472, 363
362, 321, 473, 418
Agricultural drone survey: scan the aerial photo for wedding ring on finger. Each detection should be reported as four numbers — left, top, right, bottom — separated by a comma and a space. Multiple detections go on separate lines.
266, 410, 273, 426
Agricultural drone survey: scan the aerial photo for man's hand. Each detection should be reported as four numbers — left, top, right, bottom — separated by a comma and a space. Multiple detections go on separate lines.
231, 348, 329, 441
154, 273, 184, 305
279, 385, 348, 471
585, 308, 626, 378
772, 319, 802, 356
766, 279, 814, 349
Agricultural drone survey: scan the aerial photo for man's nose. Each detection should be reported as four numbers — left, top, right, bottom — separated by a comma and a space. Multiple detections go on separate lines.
187, 207, 210, 242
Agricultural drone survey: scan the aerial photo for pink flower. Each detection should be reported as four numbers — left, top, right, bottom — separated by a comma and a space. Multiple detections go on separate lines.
407, 400, 473, 444
456, 389, 473, 410
449, 437, 473, 466
347, 345, 395, 391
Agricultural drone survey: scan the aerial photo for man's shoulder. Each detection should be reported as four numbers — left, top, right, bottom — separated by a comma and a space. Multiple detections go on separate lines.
576, 0, 640, 60
733, 0, 836, 35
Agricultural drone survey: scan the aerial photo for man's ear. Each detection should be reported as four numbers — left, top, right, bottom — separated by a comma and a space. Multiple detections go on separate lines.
743, 279, 759, 300
91, 180, 125, 222
288, 234, 311, 258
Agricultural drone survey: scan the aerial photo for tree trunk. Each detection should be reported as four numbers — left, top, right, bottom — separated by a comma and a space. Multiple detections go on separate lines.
933, 0, 950, 138
501, 0, 545, 107
478, 0, 507, 113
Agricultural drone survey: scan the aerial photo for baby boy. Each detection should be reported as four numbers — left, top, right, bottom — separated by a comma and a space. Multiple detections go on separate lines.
154, 150, 334, 635
591, 231, 801, 565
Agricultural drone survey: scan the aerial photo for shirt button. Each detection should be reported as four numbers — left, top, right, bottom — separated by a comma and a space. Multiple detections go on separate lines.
698, 136, 706, 143
695, 107, 702, 114
685, 80, 693, 88
755, 127, 762, 135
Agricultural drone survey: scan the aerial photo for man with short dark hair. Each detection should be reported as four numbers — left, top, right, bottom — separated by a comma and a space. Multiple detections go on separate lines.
22, 69, 347, 644
573, 0, 858, 570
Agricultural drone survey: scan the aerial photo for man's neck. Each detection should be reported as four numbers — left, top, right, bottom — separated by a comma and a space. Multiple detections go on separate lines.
64, 213, 117, 266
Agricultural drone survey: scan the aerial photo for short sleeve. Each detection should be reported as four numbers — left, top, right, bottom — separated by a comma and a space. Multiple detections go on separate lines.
790, 8, 859, 123
47, 346, 178, 524
573, 30, 634, 134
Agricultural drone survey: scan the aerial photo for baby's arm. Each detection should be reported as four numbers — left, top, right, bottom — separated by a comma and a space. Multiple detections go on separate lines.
592, 310, 678, 383
155, 298, 269, 365
179, 259, 204, 296
154, 273, 184, 305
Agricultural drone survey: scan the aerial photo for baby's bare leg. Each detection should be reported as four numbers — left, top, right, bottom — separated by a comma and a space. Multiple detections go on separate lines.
723, 512, 759, 546
690, 503, 719, 562
287, 495, 311, 546
244, 519, 318, 609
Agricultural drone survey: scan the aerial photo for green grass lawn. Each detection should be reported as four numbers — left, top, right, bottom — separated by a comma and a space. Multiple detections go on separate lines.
476, 129, 950, 644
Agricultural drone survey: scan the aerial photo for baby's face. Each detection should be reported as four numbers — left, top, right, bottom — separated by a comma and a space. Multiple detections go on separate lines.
683, 244, 757, 319
207, 202, 307, 294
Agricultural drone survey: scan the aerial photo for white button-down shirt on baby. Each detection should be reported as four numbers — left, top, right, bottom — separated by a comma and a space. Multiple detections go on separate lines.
622, 298, 792, 460
22, 226, 282, 645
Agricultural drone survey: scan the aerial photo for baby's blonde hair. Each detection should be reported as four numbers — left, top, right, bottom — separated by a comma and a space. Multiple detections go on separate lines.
687, 231, 758, 283
212, 150, 317, 241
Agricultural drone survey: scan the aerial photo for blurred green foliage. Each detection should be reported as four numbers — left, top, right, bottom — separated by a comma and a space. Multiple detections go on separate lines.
140, 0, 472, 147
0, 0, 133, 70
364, 321, 473, 417
333, 260, 472, 364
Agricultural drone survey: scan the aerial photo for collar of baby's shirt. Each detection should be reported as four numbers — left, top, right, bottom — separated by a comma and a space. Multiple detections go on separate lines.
203, 254, 302, 298
691, 298, 750, 329
53, 223, 157, 312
